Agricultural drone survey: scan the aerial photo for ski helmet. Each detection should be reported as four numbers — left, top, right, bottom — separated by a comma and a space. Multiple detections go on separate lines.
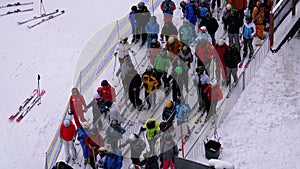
101, 80, 109, 87
217, 39, 225, 46
182, 45, 188, 51
199, 26, 207, 33
131, 6, 138, 12
94, 93, 101, 99
211, 79, 218, 87
146, 65, 153, 72
150, 15, 157, 21
63, 119, 70, 127
165, 100, 173, 108
245, 15, 252, 22
111, 119, 119, 126
137, 1, 145, 9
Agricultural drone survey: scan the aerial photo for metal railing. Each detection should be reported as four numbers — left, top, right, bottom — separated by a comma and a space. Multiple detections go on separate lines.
185, 38, 270, 159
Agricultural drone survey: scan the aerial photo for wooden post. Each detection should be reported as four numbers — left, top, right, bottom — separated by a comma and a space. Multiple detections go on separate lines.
292, 0, 296, 16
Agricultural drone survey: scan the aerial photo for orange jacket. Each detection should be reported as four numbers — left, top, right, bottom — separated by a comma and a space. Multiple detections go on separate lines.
165, 39, 183, 60
252, 6, 265, 25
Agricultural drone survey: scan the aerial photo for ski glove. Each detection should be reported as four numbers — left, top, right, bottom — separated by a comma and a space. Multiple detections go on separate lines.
69, 110, 74, 115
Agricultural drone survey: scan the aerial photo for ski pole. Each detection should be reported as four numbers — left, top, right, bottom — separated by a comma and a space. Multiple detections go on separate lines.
37, 74, 41, 105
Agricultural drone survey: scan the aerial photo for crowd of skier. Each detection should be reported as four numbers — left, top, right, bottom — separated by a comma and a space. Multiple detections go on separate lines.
57, 0, 271, 168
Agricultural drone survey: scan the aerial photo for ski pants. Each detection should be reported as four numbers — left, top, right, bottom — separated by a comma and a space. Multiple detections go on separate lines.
225, 67, 238, 84
228, 33, 240, 52
211, 0, 221, 10
162, 159, 175, 169
63, 140, 76, 160
243, 38, 254, 59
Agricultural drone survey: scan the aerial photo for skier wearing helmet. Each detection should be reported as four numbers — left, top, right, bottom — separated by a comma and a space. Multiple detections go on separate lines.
84, 93, 106, 129
114, 36, 132, 66
97, 80, 116, 109
105, 119, 126, 149
160, 0, 176, 22
145, 15, 160, 49
60, 119, 77, 163
162, 100, 177, 128
119, 133, 146, 165
223, 9, 243, 51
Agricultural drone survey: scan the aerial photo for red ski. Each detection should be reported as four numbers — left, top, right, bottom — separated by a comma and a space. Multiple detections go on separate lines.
9, 89, 38, 120
16, 89, 46, 122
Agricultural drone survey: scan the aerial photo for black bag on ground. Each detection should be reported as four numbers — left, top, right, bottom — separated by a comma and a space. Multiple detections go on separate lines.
204, 140, 221, 159
52, 161, 73, 169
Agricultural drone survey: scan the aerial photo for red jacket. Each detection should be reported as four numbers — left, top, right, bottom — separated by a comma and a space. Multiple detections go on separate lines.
97, 84, 116, 102
195, 38, 213, 64
84, 133, 104, 156
204, 84, 223, 102
60, 122, 77, 141
228, 0, 247, 10
214, 43, 228, 78
69, 94, 87, 113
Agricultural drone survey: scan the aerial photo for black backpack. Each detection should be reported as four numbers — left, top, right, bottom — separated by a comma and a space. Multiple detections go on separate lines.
52, 161, 73, 169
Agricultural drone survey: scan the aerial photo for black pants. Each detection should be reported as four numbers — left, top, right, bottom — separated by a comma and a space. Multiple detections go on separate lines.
243, 38, 254, 59
211, 0, 221, 9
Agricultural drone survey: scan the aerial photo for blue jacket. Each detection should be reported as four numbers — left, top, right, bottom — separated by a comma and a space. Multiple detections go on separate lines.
77, 127, 90, 158
145, 21, 160, 35
243, 20, 256, 39
129, 11, 138, 29
176, 103, 191, 122
198, 6, 208, 19
185, 3, 197, 25
104, 148, 123, 169
179, 22, 194, 44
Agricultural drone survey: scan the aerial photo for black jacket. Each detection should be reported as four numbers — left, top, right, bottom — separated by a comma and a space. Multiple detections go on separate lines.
224, 47, 241, 68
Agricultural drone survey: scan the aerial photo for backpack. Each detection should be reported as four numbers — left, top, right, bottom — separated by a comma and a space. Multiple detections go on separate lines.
52, 161, 73, 169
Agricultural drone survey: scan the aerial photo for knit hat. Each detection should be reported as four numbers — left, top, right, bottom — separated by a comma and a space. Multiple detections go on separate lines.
175, 66, 183, 74
168, 36, 175, 44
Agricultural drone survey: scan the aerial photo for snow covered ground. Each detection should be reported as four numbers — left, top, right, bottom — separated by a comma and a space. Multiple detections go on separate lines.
1, 0, 299, 168
218, 38, 300, 169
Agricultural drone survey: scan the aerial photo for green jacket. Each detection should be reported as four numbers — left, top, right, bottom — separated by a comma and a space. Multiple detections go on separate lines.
154, 53, 170, 73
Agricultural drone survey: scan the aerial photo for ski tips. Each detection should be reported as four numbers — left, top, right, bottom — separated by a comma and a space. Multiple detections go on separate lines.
8, 115, 15, 121
16, 116, 23, 122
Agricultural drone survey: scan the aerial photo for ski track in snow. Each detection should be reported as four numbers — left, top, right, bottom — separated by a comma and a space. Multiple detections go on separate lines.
219, 39, 300, 169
